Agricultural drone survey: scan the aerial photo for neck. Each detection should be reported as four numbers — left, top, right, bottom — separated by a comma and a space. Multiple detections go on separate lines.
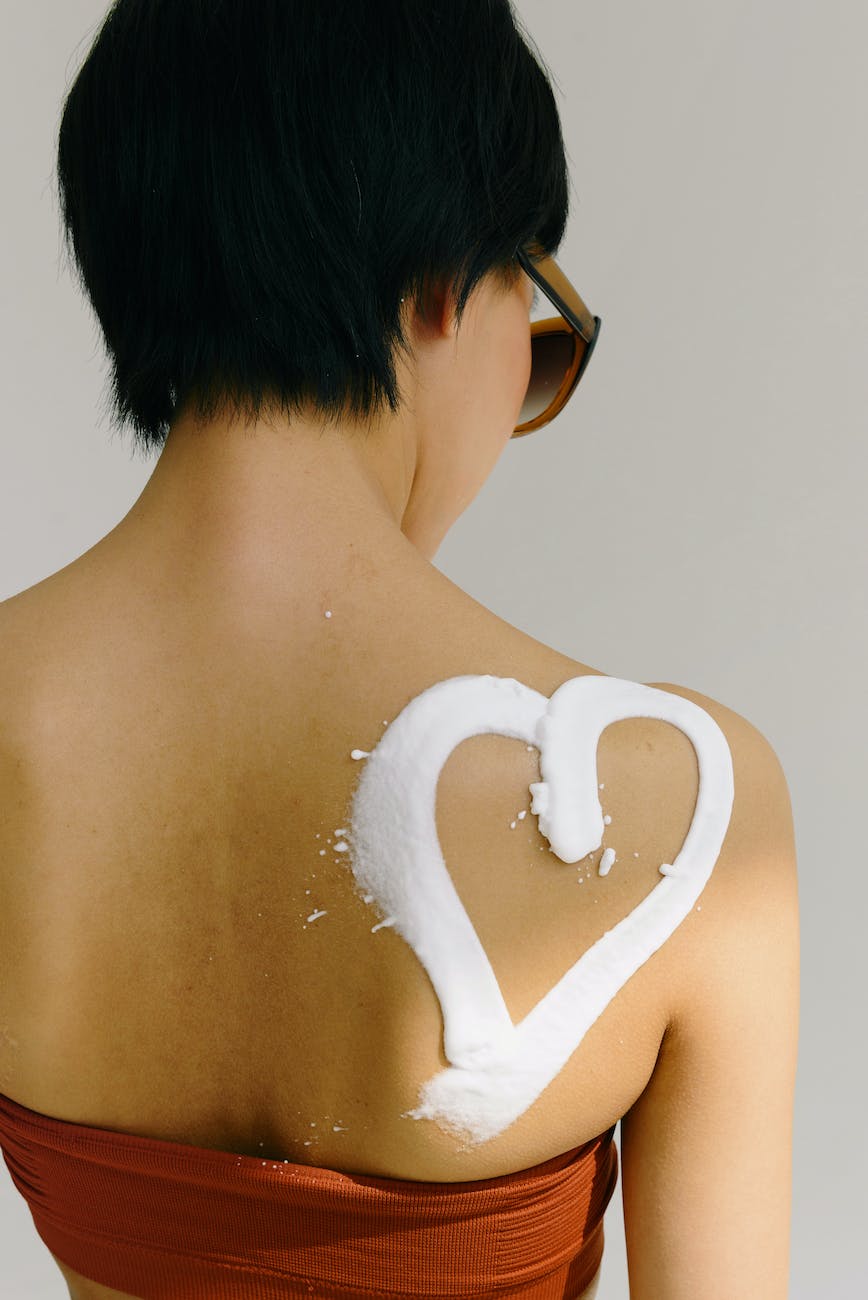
109, 403, 435, 584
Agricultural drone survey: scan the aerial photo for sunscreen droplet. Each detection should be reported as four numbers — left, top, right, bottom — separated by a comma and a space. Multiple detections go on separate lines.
324, 610, 332, 618
599, 847, 616, 877
603, 814, 612, 825
351, 749, 370, 760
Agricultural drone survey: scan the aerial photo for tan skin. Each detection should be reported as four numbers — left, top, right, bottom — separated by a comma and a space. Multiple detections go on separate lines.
0, 266, 799, 1299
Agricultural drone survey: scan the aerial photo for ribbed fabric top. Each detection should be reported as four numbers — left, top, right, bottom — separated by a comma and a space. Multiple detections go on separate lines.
0, 1089, 617, 1298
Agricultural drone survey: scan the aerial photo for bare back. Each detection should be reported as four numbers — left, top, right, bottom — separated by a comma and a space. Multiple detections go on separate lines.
0, 536, 769, 1300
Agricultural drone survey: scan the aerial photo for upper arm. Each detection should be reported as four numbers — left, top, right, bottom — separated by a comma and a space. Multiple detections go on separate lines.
619, 700, 800, 1299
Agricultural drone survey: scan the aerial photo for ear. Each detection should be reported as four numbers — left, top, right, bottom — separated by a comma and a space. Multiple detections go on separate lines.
409, 273, 462, 343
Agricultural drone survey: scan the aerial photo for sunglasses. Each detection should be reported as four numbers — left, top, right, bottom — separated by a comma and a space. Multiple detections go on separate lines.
512, 243, 602, 437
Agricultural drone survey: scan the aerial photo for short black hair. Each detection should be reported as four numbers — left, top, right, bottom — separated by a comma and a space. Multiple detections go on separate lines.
56, 0, 571, 458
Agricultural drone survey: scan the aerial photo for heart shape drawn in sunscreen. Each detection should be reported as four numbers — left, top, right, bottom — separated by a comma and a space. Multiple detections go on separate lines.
346, 674, 734, 1146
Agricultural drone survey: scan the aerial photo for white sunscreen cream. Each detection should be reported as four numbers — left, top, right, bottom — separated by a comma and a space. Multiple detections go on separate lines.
345, 674, 734, 1146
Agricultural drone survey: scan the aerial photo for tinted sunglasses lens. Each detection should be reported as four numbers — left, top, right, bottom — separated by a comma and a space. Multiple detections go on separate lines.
518, 330, 577, 426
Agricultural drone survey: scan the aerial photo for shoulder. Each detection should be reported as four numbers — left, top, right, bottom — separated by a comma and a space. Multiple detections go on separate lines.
0, 577, 61, 691
0, 581, 78, 842
0, 590, 27, 740
643, 675, 792, 790
434, 628, 794, 845
643, 677, 797, 894
0, 565, 101, 740
638, 678, 798, 1042
634, 675, 798, 933
436, 648, 797, 970
0, 585, 49, 751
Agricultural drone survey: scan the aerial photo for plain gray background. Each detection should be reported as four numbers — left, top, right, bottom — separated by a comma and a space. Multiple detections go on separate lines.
1, 2, 866, 1296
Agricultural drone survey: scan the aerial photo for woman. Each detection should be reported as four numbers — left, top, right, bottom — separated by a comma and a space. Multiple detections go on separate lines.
0, 2, 799, 1297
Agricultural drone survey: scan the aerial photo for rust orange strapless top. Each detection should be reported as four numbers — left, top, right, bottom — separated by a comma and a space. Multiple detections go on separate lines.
0, 1089, 618, 1299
